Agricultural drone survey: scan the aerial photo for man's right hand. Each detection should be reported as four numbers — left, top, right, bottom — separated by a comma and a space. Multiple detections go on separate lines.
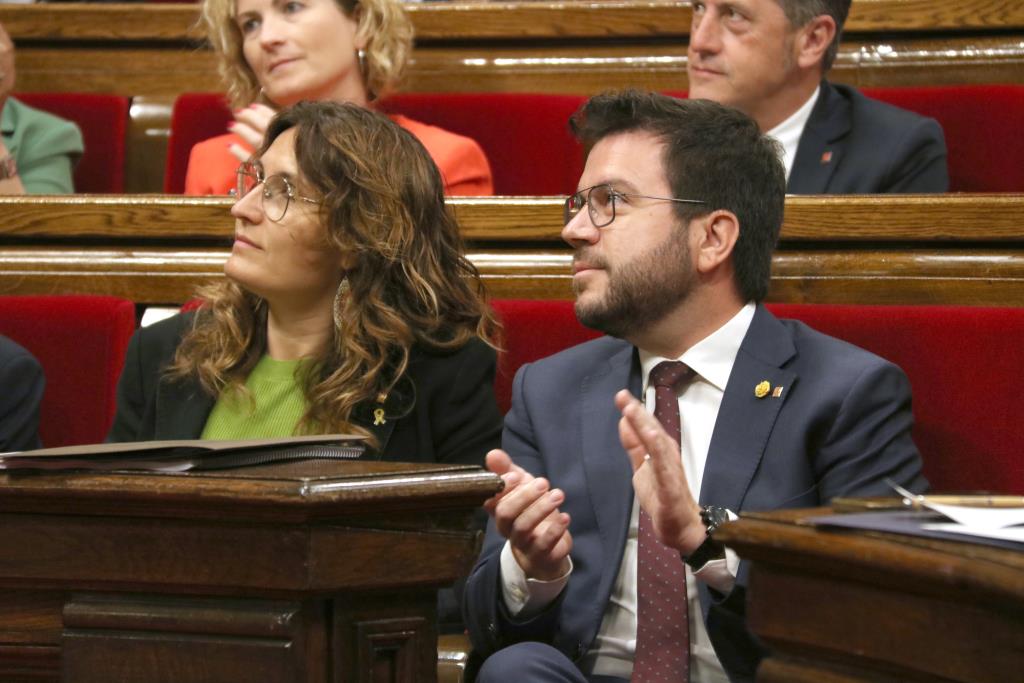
484, 449, 573, 581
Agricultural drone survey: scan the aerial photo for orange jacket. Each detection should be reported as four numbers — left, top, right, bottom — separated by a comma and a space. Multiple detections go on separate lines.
184, 114, 493, 196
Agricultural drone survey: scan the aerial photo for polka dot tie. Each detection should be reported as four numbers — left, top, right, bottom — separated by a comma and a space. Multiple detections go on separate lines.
632, 360, 694, 683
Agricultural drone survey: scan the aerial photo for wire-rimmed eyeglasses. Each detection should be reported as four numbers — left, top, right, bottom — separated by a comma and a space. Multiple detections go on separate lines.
563, 183, 706, 228
235, 161, 320, 223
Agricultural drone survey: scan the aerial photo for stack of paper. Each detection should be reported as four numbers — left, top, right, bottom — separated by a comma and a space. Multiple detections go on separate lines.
0, 435, 365, 473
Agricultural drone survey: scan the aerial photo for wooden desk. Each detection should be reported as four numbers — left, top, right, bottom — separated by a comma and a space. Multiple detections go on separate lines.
715, 508, 1024, 683
0, 459, 500, 683
2, 194, 1023, 306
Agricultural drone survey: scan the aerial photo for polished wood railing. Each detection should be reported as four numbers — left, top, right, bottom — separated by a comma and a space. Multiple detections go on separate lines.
2, 194, 1022, 306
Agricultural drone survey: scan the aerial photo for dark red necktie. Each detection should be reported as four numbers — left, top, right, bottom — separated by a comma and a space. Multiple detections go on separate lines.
632, 360, 694, 683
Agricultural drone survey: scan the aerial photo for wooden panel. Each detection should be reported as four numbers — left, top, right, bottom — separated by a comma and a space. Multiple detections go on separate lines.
4, 2, 1024, 41
716, 510, 1024, 683
1, 195, 1023, 306
4, 3, 1024, 99
4, 195, 1024, 242
62, 595, 327, 683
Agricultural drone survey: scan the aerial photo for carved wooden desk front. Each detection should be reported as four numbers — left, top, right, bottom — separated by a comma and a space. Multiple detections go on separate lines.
0, 460, 501, 683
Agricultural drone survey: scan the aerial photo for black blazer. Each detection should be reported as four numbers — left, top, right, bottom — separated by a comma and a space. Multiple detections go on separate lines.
788, 81, 949, 194
0, 334, 44, 452
107, 312, 502, 467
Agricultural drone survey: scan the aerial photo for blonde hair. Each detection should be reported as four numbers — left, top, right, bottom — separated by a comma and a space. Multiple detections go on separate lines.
168, 102, 498, 442
200, 0, 413, 108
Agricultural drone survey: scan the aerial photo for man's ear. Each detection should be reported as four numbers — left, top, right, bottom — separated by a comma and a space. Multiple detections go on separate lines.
693, 210, 739, 275
795, 15, 837, 70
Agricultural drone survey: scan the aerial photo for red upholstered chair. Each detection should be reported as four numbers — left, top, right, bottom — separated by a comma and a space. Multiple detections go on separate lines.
863, 85, 1024, 192
490, 300, 1023, 495
166, 92, 588, 195
165, 92, 235, 193
0, 296, 136, 447
13, 92, 130, 193
767, 304, 1024, 494
378, 93, 588, 195
489, 300, 600, 415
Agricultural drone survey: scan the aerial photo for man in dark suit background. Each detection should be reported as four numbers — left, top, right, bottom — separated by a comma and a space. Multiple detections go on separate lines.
687, 0, 948, 193
462, 91, 927, 683
0, 334, 43, 452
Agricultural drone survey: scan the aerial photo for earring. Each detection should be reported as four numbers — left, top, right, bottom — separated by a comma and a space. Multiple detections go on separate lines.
333, 277, 350, 330
357, 49, 367, 76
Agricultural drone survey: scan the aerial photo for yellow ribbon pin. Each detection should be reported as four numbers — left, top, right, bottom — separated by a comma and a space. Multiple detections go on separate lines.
373, 408, 386, 425
754, 380, 771, 399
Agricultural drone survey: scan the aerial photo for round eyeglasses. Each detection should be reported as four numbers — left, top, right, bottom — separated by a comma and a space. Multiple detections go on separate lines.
235, 161, 320, 223
564, 183, 706, 228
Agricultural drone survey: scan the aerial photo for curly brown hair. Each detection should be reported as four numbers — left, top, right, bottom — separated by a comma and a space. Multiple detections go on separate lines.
200, 0, 413, 108
169, 101, 498, 441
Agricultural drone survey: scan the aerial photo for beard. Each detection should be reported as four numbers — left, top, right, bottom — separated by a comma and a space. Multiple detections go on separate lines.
574, 230, 695, 339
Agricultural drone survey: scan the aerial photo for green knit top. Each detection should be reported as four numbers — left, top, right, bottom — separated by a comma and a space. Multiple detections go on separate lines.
200, 355, 308, 439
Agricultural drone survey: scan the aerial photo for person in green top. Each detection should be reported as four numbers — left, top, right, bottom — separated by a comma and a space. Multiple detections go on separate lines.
109, 101, 503, 632
109, 99, 502, 468
0, 21, 83, 194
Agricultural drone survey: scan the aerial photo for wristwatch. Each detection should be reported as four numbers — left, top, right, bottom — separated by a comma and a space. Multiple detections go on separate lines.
682, 505, 729, 570
0, 155, 17, 180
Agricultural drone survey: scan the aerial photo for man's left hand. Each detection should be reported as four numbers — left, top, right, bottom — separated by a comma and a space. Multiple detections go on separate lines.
615, 389, 707, 555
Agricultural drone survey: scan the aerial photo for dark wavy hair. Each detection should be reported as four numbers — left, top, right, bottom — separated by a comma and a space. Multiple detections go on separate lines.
169, 101, 497, 440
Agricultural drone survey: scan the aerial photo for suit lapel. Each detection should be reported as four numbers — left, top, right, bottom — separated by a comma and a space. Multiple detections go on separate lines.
700, 306, 797, 512
787, 82, 851, 194
579, 343, 640, 575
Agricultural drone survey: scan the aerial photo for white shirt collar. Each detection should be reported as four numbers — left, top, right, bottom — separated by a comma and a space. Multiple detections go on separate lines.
639, 302, 757, 393
766, 86, 821, 182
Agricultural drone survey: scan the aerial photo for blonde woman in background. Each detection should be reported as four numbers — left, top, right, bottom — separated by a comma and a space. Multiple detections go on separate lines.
186, 0, 493, 195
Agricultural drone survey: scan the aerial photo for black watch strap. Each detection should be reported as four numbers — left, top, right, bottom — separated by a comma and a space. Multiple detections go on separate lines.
682, 505, 729, 570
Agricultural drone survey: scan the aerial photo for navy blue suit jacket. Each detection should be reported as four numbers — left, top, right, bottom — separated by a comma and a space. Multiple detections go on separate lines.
0, 334, 44, 452
788, 81, 948, 194
463, 305, 927, 682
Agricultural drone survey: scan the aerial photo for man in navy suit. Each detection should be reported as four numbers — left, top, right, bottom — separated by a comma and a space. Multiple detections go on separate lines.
462, 91, 927, 683
687, 0, 948, 193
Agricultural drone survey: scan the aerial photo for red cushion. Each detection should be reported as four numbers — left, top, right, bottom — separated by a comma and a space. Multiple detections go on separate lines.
379, 93, 587, 195
863, 85, 1024, 192
490, 300, 600, 414
165, 93, 235, 193
491, 299, 1024, 495
13, 92, 130, 193
0, 296, 136, 447
767, 303, 1024, 494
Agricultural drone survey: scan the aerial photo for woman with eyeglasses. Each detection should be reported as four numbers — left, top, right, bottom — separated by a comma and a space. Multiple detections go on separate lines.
184, 0, 493, 196
109, 101, 501, 474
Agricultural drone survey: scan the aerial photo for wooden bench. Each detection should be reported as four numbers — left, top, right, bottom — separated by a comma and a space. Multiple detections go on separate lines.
4, 0, 1023, 191
1, 194, 1023, 306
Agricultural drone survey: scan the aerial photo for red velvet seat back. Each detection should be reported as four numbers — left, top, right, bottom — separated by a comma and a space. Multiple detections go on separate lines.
491, 299, 1024, 494
489, 300, 600, 414
14, 92, 130, 193
165, 92, 235, 193
379, 93, 587, 195
0, 296, 136, 447
863, 85, 1024, 192
768, 303, 1023, 494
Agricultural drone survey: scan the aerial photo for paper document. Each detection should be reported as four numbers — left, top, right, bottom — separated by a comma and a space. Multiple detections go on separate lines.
0, 435, 366, 472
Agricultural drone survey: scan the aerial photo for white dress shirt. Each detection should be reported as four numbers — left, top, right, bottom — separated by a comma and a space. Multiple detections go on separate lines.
500, 302, 756, 682
766, 86, 821, 182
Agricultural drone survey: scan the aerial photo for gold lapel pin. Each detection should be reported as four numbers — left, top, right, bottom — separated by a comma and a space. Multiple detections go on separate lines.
772, 386, 784, 398
373, 408, 387, 426
754, 380, 771, 399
